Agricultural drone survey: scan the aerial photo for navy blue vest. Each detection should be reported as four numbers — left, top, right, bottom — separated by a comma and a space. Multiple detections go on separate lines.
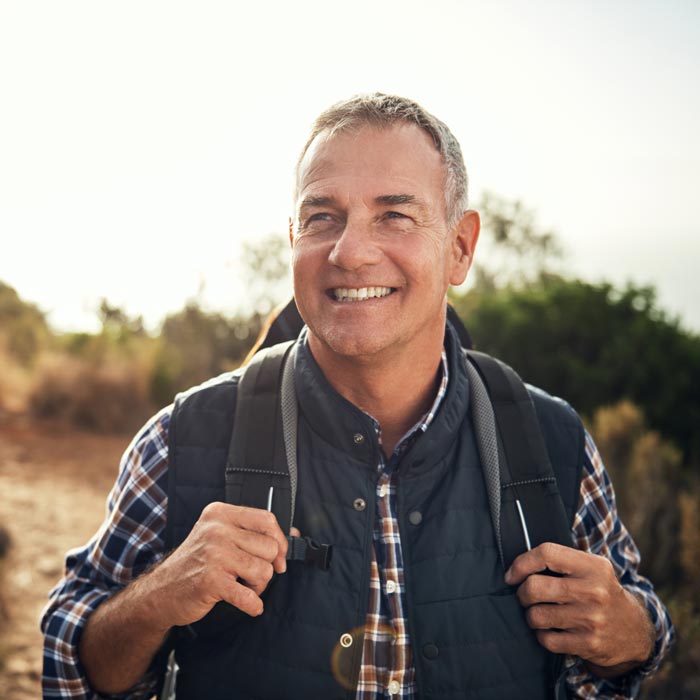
165, 325, 584, 699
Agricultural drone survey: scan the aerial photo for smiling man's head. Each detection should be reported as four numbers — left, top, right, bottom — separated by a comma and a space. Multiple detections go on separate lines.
290, 95, 480, 366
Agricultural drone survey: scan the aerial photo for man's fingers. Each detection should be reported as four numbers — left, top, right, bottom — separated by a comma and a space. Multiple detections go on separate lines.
505, 542, 581, 585
534, 629, 583, 656
525, 602, 583, 631
228, 546, 275, 592
203, 502, 289, 573
516, 573, 576, 607
221, 580, 265, 617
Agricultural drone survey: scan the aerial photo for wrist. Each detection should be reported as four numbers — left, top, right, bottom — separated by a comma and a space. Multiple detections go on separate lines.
130, 561, 179, 637
585, 589, 654, 678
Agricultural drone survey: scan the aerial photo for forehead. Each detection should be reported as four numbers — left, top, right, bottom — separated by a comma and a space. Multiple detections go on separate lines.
296, 123, 446, 205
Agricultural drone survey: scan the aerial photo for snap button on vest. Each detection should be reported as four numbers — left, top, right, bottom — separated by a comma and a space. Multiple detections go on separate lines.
353, 498, 366, 511
388, 679, 400, 695
386, 579, 397, 594
409, 510, 423, 525
422, 643, 439, 659
353, 432, 365, 445
340, 633, 353, 648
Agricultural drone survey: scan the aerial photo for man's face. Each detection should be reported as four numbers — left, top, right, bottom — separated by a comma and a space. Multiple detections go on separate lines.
290, 123, 478, 364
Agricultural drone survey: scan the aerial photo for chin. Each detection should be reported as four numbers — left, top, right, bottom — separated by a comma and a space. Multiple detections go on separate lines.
311, 326, 395, 360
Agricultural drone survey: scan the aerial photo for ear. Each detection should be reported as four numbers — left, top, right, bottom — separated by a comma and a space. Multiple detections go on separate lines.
449, 209, 480, 286
288, 217, 295, 247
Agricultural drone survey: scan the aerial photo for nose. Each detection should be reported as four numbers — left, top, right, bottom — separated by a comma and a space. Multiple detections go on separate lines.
328, 218, 382, 271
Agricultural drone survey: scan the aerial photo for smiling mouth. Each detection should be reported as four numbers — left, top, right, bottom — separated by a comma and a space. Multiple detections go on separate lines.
331, 286, 396, 302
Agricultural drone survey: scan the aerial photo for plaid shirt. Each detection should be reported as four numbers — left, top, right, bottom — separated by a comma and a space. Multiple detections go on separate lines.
41, 353, 674, 700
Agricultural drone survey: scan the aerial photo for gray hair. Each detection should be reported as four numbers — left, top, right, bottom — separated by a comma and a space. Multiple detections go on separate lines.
295, 93, 469, 227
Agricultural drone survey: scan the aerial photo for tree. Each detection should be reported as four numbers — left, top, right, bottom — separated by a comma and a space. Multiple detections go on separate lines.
462, 191, 563, 292
150, 302, 260, 405
0, 281, 51, 365
240, 233, 292, 316
451, 279, 700, 466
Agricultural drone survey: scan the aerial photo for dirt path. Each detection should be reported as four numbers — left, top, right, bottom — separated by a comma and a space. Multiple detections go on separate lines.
0, 415, 129, 700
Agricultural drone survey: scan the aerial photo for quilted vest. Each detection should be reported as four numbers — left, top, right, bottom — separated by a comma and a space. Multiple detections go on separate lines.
165, 325, 584, 699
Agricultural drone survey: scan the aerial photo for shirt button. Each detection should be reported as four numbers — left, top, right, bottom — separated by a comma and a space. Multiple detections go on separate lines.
385, 579, 397, 594
408, 510, 423, 525
387, 679, 401, 695
422, 643, 439, 659
378, 483, 388, 498
340, 633, 353, 648
353, 498, 366, 511
353, 433, 365, 445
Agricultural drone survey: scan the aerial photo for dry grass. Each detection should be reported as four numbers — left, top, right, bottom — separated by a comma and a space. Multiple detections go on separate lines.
28, 352, 154, 433
0, 344, 33, 415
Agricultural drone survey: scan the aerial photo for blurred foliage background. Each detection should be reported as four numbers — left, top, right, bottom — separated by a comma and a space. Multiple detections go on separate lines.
0, 197, 698, 697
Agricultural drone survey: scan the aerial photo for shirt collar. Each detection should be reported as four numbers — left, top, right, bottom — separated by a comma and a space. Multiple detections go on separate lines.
370, 350, 450, 459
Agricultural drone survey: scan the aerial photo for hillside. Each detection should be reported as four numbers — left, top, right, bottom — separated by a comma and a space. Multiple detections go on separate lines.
0, 416, 127, 699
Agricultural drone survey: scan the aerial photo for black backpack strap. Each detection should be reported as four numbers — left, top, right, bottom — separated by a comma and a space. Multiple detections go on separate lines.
225, 340, 332, 570
466, 350, 572, 571
225, 341, 295, 532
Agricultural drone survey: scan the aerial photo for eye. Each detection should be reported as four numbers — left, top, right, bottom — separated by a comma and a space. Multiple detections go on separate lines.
301, 212, 334, 228
385, 211, 407, 219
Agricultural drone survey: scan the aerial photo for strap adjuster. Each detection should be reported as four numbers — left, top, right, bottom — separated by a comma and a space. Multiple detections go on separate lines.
286, 535, 333, 571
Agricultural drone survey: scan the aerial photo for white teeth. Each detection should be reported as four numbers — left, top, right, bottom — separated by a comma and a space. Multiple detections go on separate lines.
333, 286, 393, 302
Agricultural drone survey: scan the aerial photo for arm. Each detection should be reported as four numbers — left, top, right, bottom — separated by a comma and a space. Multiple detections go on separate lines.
505, 431, 674, 697
42, 408, 171, 700
42, 408, 292, 698
79, 501, 290, 694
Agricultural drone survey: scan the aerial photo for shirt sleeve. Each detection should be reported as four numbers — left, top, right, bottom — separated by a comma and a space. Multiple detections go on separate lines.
564, 430, 675, 699
40, 407, 171, 700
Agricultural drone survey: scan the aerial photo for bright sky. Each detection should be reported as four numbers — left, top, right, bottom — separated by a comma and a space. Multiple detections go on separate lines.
1, 0, 699, 333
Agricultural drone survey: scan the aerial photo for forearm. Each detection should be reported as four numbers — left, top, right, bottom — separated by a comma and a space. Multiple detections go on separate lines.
79, 566, 172, 694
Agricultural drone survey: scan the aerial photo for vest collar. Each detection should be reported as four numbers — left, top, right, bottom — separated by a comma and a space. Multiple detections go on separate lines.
293, 322, 470, 476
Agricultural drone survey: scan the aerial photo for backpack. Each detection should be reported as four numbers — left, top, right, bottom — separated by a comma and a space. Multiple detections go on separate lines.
230, 299, 572, 573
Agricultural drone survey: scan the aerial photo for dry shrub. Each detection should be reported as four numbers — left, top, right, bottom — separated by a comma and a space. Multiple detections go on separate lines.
0, 523, 10, 627
592, 402, 700, 697
588, 400, 645, 513
642, 594, 700, 700
589, 401, 683, 588
0, 341, 33, 414
29, 352, 153, 433
679, 490, 700, 584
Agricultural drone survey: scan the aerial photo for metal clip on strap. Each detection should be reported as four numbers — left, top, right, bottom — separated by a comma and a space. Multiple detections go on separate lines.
286, 535, 333, 571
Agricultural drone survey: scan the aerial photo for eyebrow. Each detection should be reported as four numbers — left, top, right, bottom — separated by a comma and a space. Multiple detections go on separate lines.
375, 194, 419, 207
298, 194, 335, 209
299, 193, 424, 209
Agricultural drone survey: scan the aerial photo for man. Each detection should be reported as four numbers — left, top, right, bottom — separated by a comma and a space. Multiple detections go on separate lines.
42, 94, 673, 699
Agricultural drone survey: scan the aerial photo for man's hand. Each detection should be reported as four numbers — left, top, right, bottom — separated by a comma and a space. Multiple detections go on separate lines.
80, 502, 295, 694
505, 542, 654, 677
154, 501, 293, 623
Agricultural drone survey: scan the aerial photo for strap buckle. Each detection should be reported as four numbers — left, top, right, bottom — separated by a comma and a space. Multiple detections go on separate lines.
286, 535, 333, 571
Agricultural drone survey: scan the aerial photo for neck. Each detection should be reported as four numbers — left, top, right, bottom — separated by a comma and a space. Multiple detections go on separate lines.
308, 334, 444, 455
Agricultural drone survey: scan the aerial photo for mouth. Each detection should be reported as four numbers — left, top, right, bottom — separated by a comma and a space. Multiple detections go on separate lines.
329, 286, 396, 302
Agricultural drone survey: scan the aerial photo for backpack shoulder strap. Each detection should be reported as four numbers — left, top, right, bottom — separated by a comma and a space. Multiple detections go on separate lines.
224, 340, 332, 571
465, 350, 572, 571
225, 340, 296, 532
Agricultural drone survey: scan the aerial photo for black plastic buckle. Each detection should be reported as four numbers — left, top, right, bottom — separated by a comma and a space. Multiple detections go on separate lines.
286, 535, 333, 571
